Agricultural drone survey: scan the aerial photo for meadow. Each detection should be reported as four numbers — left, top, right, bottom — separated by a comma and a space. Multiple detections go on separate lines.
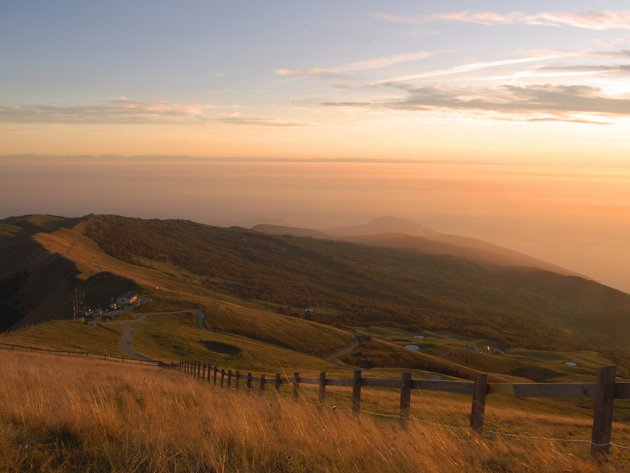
1, 350, 629, 472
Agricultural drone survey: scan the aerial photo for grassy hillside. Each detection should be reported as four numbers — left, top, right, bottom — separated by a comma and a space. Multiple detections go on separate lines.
131, 312, 342, 372
84, 214, 630, 350
1, 351, 628, 472
0, 319, 125, 356
203, 301, 353, 358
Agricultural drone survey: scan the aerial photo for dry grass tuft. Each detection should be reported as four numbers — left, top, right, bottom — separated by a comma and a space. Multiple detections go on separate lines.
0, 351, 628, 472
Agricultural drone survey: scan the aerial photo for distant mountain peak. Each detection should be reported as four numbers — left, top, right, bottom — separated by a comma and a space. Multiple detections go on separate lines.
325, 216, 436, 237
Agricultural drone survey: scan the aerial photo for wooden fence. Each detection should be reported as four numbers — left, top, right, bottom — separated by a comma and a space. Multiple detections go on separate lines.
167, 360, 630, 458
0, 342, 160, 366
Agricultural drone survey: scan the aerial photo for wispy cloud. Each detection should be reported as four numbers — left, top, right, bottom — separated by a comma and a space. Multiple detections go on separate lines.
0, 98, 308, 128
323, 84, 630, 123
216, 115, 307, 127
372, 10, 630, 31
0, 98, 214, 124
275, 51, 432, 77
375, 52, 579, 84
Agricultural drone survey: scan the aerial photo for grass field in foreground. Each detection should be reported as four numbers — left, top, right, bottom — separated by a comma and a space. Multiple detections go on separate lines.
1, 351, 629, 473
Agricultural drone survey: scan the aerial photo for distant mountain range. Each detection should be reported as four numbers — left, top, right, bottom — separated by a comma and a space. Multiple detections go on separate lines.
253, 216, 576, 276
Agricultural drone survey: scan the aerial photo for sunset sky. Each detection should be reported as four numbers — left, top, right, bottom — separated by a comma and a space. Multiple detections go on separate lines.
2, 0, 630, 160
1, 1, 630, 291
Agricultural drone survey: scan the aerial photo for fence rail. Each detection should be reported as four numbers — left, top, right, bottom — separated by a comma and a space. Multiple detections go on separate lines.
0, 342, 160, 366
166, 360, 629, 459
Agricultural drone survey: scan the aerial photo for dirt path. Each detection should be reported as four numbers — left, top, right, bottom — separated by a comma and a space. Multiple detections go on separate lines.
113, 309, 206, 363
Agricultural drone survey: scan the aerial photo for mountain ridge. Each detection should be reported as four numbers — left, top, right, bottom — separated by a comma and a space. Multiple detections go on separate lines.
252, 217, 577, 276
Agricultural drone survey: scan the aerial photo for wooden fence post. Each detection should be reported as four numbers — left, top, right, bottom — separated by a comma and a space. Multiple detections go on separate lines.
293, 372, 300, 399
591, 366, 616, 458
220, 369, 225, 388
228, 370, 233, 388
275, 373, 281, 392
247, 372, 253, 392
260, 374, 266, 393
235, 371, 241, 391
470, 373, 488, 435
352, 370, 362, 414
400, 372, 412, 427
207, 365, 212, 382
319, 372, 327, 405
213, 366, 218, 384
202, 363, 207, 380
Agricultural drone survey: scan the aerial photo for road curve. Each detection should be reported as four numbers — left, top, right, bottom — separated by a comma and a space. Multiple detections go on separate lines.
113, 309, 206, 363
325, 331, 361, 366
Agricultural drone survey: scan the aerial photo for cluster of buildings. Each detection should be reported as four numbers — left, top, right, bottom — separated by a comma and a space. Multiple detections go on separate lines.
79, 290, 140, 324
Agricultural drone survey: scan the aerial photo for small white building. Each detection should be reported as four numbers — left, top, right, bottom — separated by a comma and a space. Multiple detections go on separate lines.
116, 291, 139, 306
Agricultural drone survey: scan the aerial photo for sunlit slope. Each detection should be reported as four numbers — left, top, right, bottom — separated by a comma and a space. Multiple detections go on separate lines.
203, 301, 353, 358
85, 214, 630, 350
0, 319, 125, 356
131, 312, 342, 372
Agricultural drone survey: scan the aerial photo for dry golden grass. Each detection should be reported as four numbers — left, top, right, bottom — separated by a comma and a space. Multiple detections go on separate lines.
1, 350, 628, 473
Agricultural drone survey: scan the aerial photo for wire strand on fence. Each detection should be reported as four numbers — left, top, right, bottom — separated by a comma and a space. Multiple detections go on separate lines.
159, 361, 630, 454
355, 407, 630, 450
0, 342, 159, 366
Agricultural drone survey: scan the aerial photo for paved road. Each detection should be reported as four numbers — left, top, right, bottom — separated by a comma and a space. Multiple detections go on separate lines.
112, 305, 359, 369
117, 313, 156, 363
113, 309, 206, 363
325, 331, 362, 367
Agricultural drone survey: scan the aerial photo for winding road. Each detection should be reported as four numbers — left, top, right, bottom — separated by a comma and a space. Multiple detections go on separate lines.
326, 332, 361, 363
111, 304, 361, 369
112, 309, 207, 363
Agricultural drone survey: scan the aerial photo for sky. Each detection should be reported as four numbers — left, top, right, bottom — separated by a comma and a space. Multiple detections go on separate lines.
1, 1, 630, 291
2, 0, 630, 160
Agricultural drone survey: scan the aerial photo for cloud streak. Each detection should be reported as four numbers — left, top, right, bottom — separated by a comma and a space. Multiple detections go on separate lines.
375, 52, 580, 84
0, 98, 308, 127
323, 84, 630, 123
372, 10, 630, 31
275, 51, 432, 77
0, 98, 213, 124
